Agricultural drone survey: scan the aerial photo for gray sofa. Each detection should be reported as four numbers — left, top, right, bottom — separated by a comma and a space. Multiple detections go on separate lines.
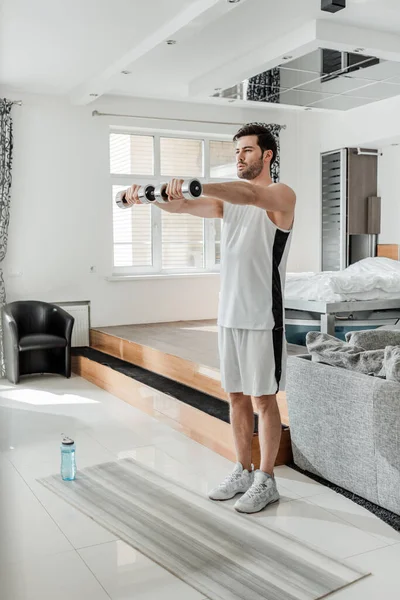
286, 354, 400, 516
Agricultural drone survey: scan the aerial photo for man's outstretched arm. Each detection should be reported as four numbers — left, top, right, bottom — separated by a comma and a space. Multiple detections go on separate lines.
202, 181, 295, 213
123, 182, 223, 218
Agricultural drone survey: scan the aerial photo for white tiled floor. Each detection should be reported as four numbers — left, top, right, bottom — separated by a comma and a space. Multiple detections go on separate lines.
0, 373, 399, 599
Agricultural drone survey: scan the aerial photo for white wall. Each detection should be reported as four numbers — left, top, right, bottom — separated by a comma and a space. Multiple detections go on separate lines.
320, 94, 400, 152
319, 94, 400, 248
378, 145, 400, 246
3, 92, 320, 327
289, 111, 322, 273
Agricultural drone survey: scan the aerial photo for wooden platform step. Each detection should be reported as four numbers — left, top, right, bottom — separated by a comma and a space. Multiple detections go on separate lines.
89, 329, 289, 427
72, 353, 293, 469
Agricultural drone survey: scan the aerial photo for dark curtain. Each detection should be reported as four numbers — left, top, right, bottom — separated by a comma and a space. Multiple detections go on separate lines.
267, 123, 283, 184
246, 69, 283, 183
0, 100, 14, 374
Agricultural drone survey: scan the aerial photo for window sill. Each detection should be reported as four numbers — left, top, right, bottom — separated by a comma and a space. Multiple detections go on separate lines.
106, 272, 220, 282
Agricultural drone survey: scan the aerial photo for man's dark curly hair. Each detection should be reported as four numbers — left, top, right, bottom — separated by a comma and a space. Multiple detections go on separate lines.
233, 122, 277, 166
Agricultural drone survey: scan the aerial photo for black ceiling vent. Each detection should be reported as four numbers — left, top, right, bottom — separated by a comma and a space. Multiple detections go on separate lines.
321, 0, 346, 13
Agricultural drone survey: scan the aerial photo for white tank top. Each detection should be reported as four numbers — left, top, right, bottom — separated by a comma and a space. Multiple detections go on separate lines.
218, 202, 292, 330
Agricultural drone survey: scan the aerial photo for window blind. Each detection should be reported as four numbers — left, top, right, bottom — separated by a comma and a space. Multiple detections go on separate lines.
210, 140, 237, 178
162, 212, 204, 269
321, 152, 342, 271
110, 133, 154, 175
112, 185, 152, 268
159, 137, 204, 269
160, 137, 203, 177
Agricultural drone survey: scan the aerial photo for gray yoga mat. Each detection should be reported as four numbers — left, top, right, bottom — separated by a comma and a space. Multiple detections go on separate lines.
39, 458, 368, 600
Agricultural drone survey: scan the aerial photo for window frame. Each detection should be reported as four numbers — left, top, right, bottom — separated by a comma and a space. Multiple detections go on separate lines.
110, 129, 235, 276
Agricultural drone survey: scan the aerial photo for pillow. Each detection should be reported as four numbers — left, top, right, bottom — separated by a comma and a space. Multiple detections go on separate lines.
306, 331, 385, 376
384, 346, 400, 383
345, 328, 400, 351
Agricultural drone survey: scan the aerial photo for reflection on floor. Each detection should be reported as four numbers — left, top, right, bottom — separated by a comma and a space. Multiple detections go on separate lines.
0, 373, 399, 599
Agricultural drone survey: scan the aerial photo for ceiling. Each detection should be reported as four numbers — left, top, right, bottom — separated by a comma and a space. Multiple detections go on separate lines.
1, 0, 400, 112
216, 48, 400, 110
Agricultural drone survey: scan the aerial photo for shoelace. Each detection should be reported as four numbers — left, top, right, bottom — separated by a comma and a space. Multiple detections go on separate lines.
246, 481, 270, 499
219, 472, 242, 488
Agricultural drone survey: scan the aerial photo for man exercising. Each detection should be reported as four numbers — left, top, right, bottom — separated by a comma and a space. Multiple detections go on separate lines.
124, 123, 295, 513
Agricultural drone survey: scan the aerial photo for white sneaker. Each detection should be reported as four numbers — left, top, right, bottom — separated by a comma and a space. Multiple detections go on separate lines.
234, 470, 280, 514
208, 462, 254, 501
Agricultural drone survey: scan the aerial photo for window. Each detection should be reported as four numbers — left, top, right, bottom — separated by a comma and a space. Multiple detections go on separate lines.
210, 140, 236, 179
160, 137, 203, 177
110, 132, 235, 275
110, 134, 154, 175
112, 185, 152, 268
162, 212, 204, 270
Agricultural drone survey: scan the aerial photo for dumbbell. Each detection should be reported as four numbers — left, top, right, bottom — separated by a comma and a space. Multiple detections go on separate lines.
115, 179, 202, 209
115, 185, 156, 209
153, 179, 203, 204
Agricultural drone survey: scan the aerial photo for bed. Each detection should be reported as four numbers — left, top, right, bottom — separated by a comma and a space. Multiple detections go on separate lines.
284, 257, 400, 338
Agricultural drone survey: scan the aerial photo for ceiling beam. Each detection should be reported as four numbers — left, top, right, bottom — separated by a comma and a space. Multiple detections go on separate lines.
69, 0, 231, 105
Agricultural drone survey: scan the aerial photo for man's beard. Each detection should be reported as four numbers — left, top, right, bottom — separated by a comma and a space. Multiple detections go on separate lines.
237, 159, 264, 180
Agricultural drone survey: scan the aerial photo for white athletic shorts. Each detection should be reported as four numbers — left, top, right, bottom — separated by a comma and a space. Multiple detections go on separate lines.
218, 326, 287, 397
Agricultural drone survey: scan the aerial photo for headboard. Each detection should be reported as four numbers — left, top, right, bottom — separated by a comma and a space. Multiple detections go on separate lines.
377, 244, 399, 260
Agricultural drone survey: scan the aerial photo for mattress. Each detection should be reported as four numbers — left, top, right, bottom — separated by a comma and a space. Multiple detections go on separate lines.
285, 257, 400, 302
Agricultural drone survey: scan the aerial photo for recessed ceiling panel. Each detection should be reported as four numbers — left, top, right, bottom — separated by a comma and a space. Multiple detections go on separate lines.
279, 88, 337, 106
212, 47, 400, 111
344, 81, 400, 99
282, 50, 321, 75
298, 75, 375, 94
310, 95, 376, 110
386, 75, 400, 84
345, 60, 400, 81
279, 68, 321, 89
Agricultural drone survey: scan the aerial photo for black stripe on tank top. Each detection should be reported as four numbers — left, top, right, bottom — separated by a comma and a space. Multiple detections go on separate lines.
271, 229, 290, 393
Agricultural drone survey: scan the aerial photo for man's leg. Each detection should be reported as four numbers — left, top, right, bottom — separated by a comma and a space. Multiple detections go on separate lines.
219, 326, 255, 469
234, 393, 281, 513
253, 394, 282, 476
208, 328, 255, 501
208, 392, 254, 501
232, 330, 284, 513
229, 392, 254, 471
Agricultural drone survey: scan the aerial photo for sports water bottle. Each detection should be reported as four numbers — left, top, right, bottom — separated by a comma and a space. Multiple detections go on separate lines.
61, 436, 77, 481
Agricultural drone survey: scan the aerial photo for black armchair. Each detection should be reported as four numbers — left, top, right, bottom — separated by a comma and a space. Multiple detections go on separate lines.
2, 301, 75, 384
